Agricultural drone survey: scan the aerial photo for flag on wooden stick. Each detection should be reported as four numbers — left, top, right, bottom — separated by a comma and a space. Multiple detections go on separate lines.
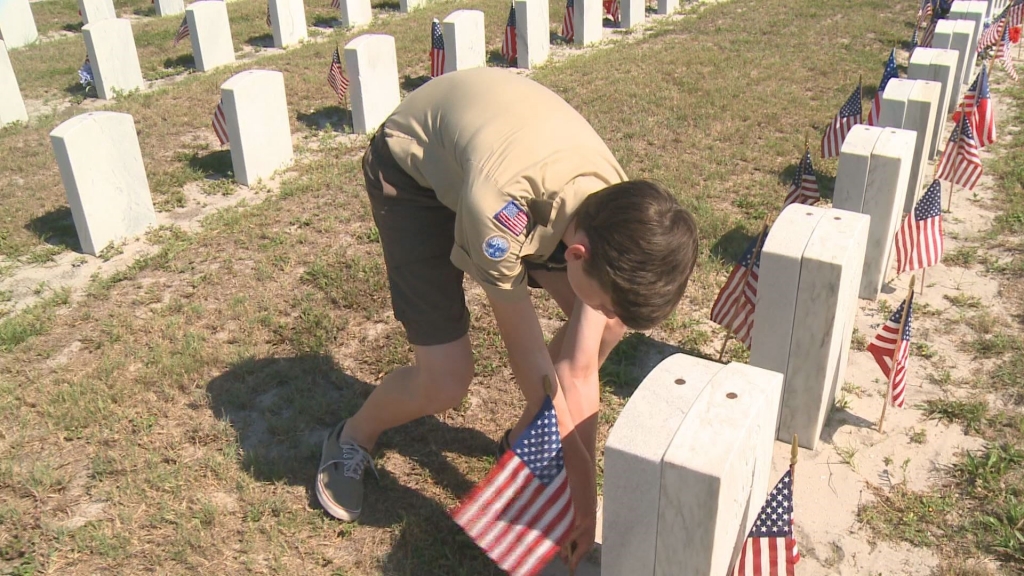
732, 468, 800, 576
78, 55, 94, 87
327, 47, 349, 102
867, 291, 914, 408
212, 100, 230, 146
895, 179, 944, 275
603, 0, 620, 23
430, 19, 445, 78
821, 83, 862, 159
710, 225, 768, 349
501, 3, 517, 65
173, 16, 190, 46
783, 148, 820, 208
451, 394, 574, 576
936, 111, 983, 191
562, 0, 575, 42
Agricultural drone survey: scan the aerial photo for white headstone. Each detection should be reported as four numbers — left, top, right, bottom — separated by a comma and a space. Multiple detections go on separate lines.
269, 0, 307, 48
344, 34, 400, 135
186, 0, 236, 72
602, 355, 783, 575
572, 0, 603, 45
339, 0, 372, 27
154, 0, 185, 17
219, 70, 294, 186
931, 19, 956, 50
780, 208, 869, 449
515, 0, 549, 69
399, 0, 423, 12
0, 40, 29, 128
950, 20, 976, 92
877, 77, 915, 129
655, 362, 783, 576
947, 1, 986, 76
442, 10, 485, 74
0, 0, 39, 50
77, 0, 116, 25
82, 19, 145, 100
620, 0, 644, 29
834, 126, 916, 300
903, 80, 940, 212
908, 48, 958, 159
49, 112, 156, 256
657, 0, 677, 15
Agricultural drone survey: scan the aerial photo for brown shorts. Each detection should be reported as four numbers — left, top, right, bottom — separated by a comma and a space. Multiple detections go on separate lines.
361, 133, 566, 347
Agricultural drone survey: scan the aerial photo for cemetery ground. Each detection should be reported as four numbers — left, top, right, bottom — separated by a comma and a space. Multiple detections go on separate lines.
0, 0, 1023, 574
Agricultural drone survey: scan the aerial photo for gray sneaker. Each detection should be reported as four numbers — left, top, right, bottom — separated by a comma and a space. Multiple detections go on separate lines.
316, 421, 377, 521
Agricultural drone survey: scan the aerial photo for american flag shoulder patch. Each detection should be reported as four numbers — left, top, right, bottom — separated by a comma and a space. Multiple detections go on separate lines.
494, 200, 529, 237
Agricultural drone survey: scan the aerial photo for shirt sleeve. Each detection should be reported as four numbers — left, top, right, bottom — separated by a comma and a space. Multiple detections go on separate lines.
449, 177, 530, 300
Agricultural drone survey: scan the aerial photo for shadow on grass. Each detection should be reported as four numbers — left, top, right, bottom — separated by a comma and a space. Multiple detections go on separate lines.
245, 34, 274, 48
486, 48, 514, 68
371, 0, 401, 11
599, 333, 709, 399
311, 14, 339, 28
206, 354, 504, 574
132, 5, 157, 17
297, 106, 351, 132
400, 74, 430, 93
187, 149, 233, 178
163, 53, 195, 72
821, 406, 878, 444
778, 163, 836, 201
25, 207, 81, 253
710, 225, 758, 264
62, 22, 84, 33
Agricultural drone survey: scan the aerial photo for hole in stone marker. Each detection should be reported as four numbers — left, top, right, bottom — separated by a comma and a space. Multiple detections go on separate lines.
674, 378, 686, 385
726, 392, 738, 399
834, 216, 841, 220
805, 212, 814, 216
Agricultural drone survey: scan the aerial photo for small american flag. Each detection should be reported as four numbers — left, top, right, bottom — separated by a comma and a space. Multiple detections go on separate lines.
783, 149, 820, 208
501, 3, 517, 66
603, 0, 620, 24
173, 16, 190, 46
1011, 2, 1023, 28
327, 47, 349, 102
331, 0, 340, 9
266, 2, 272, 27
430, 19, 445, 78
494, 200, 529, 237
78, 55, 94, 87
731, 469, 800, 576
895, 179, 944, 275
964, 64, 996, 148
997, 23, 1019, 81
562, 0, 575, 42
978, 17, 1005, 52
920, 14, 937, 47
866, 294, 914, 408
866, 49, 899, 126
936, 112, 983, 191
710, 229, 766, 349
451, 396, 574, 576
820, 83, 862, 159
212, 100, 230, 146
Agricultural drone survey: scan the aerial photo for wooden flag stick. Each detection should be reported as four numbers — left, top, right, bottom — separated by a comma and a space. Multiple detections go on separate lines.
878, 275, 915, 433
717, 335, 732, 362
718, 214, 773, 362
920, 268, 926, 295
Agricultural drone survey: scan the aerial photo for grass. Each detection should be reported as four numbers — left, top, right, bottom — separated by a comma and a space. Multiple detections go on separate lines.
1, 0, 1014, 573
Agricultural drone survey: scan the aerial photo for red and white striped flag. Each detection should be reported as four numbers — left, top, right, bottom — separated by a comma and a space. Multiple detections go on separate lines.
327, 47, 349, 101
212, 100, 229, 146
173, 16, 190, 46
783, 149, 820, 208
978, 17, 1005, 52
866, 294, 914, 408
562, 0, 575, 42
603, 0, 620, 23
330, 0, 340, 9
451, 396, 574, 576
936, 112, 983, 191
996, 24, 1019, 81
501, 3, 518, 65
430, 19, 445, 78
920, 15, 937, 47
895, 179, 944, 275
732, 469, 800, 576
710, 228, 767, 349
954, 64, 996, 148
820, 83, 863, 159
266, 2, 272, 27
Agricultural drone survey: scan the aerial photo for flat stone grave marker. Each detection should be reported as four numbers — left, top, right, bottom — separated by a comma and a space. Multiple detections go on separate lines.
219, 70, 294, 186
344, 34, 400, 135
442, 10, 485, 73
514, 0, 549, 69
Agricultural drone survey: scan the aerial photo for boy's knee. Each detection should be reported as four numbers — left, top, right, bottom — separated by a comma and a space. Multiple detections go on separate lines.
415, 344, 474, 411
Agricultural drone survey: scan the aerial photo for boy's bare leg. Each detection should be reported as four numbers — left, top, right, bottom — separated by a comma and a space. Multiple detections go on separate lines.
340, 334, 475, 450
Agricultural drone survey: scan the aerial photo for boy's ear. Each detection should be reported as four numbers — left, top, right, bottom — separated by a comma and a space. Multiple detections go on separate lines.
564, 243, 587, 262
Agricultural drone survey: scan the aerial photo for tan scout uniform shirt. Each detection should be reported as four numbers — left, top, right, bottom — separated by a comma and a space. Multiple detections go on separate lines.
381, 67, 627, 297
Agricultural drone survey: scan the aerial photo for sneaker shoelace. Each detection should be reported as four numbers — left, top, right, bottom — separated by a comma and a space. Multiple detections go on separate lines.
339, 441, 378, 480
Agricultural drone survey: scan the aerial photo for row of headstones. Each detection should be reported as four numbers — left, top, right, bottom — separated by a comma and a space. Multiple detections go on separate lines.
596, 1, 1006, 571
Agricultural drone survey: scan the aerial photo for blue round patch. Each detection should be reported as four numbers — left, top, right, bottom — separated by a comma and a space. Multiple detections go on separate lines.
483, 234, 511, 260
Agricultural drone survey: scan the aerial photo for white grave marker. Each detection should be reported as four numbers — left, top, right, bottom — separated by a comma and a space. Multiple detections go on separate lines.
620, 0, 644, 29
657, 0, 677, 15
904, 80, 940, 211
77, 0, 116, 25
514, 0, 549, 69
399, 0, 423, 12
950, 20, 976, 92
441, 10, 485, 73
344, 34, 400, 135
603, 354, 783, 575
572, 0, 602, 45
0, 0, 39, 50
947, 1, 986, 75
269, 0, 307, 48
49, 112, 156, 256
154, 0, 185, 17
0, 40, 29, 128
339, 0, 372, 27
833, 125, 916, 300
908, 47, 958, 158
82, 19, 145, 100
931, 19, 956, 50
219, 70, 294, 186
186, 0, 236, 72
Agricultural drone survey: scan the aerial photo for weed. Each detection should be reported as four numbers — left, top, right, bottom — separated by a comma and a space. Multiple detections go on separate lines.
835, 444, 858, 471
920, 398, 989, 435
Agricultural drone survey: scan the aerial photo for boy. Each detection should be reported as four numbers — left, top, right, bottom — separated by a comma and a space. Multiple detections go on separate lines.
316, 67, 698, 568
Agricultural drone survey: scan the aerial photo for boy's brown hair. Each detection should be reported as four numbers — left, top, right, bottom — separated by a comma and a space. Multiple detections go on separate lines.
574, 180, 699, 330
